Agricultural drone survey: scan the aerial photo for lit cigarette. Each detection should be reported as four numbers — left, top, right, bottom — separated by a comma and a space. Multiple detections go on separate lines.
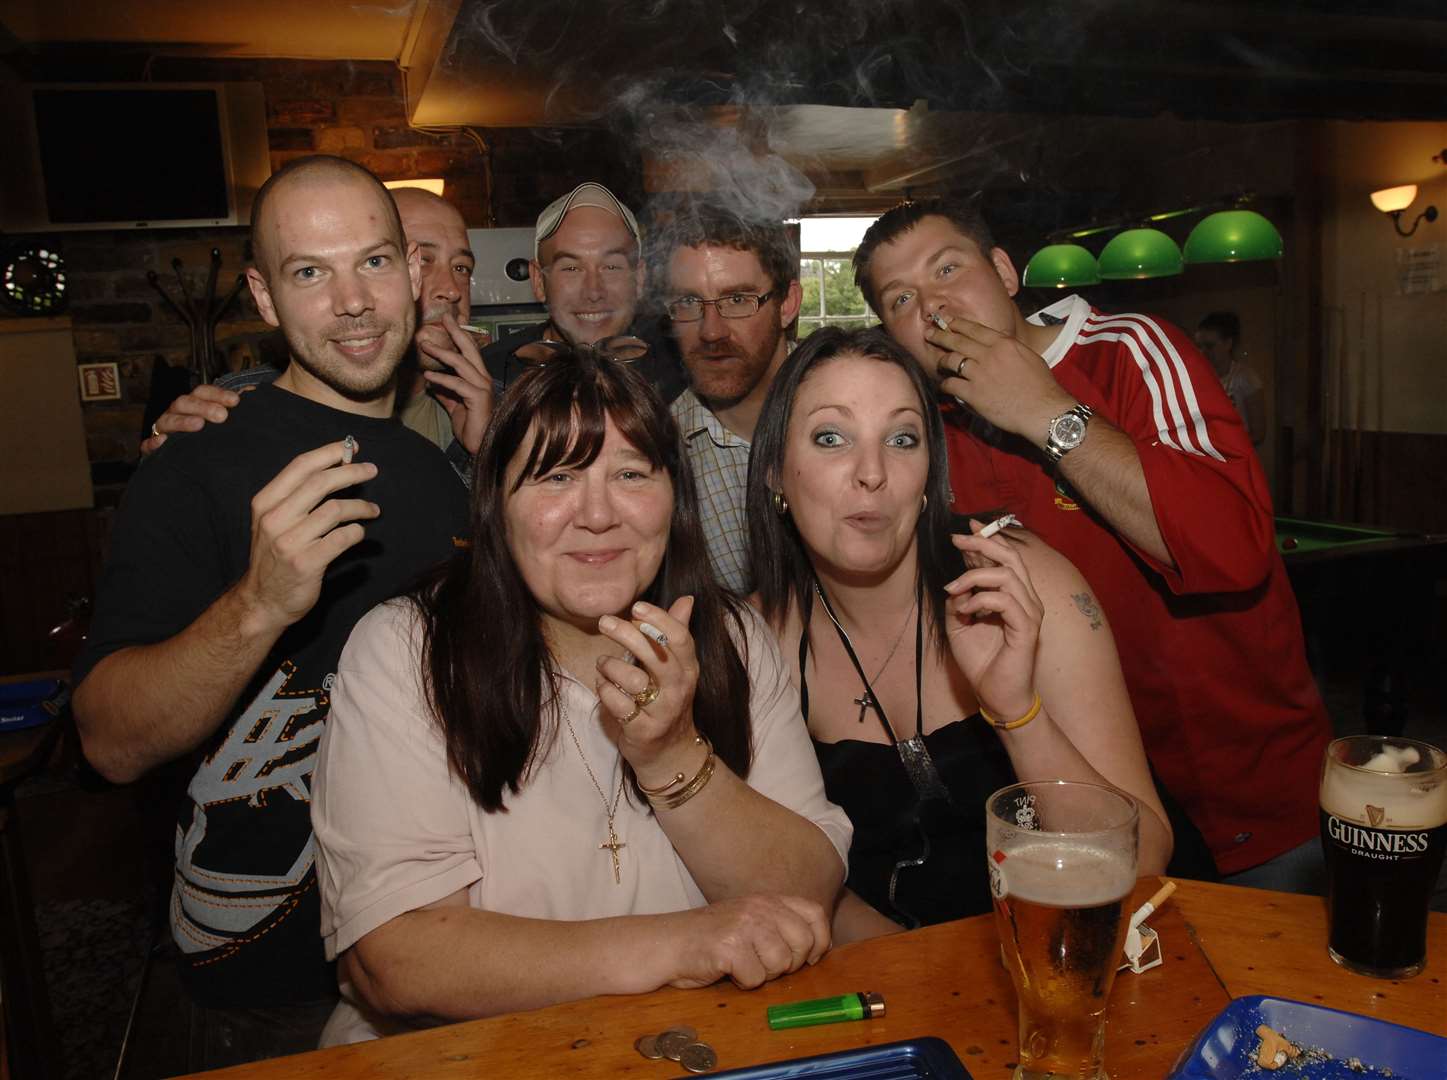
1129, 880, 1176, 930
928, 311, 950, 331
341, 435, 357, 465
639, 622, 669, 647
459, 323, 489, 337
978, 513, 1022, 539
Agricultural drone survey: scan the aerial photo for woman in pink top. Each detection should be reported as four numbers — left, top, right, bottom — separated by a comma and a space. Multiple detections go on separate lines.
312, 340, 851, 1044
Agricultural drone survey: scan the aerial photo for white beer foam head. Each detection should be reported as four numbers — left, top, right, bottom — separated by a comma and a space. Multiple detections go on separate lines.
998, 840, 1136, 906
1321, 741, 1447, 830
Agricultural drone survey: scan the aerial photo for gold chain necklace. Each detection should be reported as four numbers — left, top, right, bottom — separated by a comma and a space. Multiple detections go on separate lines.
559, 690, 627, 884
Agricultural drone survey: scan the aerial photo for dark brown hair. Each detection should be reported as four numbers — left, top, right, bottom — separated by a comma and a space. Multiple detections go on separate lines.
746, 326, 960, 657
651, 203, 800, 296
413, 346, 752, 812
853, 199, 996, 314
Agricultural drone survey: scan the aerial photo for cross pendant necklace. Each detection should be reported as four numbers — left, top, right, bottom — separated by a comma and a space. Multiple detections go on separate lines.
853, 691, 877, 724
559, 688, 626, 885
599, 819, 626, 884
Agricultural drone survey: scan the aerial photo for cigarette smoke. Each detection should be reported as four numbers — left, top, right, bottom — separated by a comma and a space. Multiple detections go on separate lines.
452, 0, 1102, 228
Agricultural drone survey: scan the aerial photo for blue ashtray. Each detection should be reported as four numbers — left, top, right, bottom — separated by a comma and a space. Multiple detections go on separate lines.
1168, 995, 1447, 1079
0, 678, 68, 733
698, 1037, 972, 1079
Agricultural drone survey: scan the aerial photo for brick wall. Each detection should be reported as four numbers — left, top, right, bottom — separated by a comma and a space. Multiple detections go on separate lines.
46, 58, 643, 501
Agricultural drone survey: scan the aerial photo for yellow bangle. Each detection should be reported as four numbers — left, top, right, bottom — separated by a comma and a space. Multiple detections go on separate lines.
980, 692, 1042, 731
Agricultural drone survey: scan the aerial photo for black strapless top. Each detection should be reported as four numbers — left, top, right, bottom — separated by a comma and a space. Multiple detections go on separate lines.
811, 720, 1015, 926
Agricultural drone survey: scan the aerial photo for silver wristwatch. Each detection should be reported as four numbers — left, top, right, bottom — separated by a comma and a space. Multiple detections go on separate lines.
1043, 404, 1093, 464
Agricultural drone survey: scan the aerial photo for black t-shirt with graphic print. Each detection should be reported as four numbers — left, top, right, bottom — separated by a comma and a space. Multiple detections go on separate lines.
75, 383, 467, 1008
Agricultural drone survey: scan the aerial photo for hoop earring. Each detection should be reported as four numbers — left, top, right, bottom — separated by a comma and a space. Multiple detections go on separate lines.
921, 494, 928, 512
772, 490, 789, 516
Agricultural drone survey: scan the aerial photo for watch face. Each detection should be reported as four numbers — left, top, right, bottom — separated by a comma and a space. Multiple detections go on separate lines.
1052, 413, 1087, 447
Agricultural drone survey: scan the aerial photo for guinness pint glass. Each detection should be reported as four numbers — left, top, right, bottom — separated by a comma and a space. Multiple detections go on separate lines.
1319, 735, 1447, 978
986, 781, 1138, 1080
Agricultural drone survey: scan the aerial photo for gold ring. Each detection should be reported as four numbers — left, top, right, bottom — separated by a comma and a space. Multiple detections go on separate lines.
633, 681, 660, 710
619, 703, 641, 725
151, 421, 162, 438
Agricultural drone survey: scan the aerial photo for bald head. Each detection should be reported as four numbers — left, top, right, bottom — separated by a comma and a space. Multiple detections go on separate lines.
250, 155, 404, 280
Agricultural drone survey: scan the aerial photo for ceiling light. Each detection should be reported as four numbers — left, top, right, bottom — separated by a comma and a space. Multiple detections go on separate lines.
1097, 229, 1183, 280
1183, 211, 1284, 264
1022, 244, 1101, 288
383, 179, 446, 196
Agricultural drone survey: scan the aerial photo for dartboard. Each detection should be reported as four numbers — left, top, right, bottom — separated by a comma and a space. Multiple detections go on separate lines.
2, 245, 67, 315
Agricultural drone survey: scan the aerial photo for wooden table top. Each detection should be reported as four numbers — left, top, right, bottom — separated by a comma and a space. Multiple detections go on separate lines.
192, 878, 1446, 1078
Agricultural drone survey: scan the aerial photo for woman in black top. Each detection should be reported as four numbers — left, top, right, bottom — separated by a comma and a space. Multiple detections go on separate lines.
747, 327, 1172, 941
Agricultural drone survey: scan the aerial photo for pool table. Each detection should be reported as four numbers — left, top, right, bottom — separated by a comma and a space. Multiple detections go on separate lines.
1276, 516, 1447, 735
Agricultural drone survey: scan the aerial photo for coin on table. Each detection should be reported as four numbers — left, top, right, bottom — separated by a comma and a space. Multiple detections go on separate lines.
634, 1034, 663, 1060
657, 1029, 695, 1060
680, 1041, 718, 1073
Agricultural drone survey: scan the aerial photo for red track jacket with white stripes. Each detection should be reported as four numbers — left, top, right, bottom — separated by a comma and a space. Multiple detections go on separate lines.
944, 295, 1331, 875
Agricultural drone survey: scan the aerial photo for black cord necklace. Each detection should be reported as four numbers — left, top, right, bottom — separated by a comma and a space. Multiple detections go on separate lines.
812, 581, 950, 803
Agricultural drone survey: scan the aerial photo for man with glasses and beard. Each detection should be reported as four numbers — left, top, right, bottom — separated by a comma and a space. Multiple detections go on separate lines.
657, 206, 803, 593
72, 156, 469, 1069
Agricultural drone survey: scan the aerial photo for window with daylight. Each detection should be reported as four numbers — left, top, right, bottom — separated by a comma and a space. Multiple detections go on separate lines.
796, 216, 879, 339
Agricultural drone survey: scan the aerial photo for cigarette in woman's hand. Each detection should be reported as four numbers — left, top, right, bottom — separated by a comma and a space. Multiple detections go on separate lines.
928, 311, 950, 331
342, 435, 357, 465
639, 622, 669, 647
978, 513, 1022, 539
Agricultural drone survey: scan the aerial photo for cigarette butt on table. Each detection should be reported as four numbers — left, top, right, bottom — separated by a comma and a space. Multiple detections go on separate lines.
342, 435, 357, 464
928, 311, 950, 331
1129, 879, 1177, 929
978, 513, 1022, 539
639, 622, 669, 647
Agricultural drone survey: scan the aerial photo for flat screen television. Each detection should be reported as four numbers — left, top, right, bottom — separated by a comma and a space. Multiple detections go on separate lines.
0, 82, 272, 233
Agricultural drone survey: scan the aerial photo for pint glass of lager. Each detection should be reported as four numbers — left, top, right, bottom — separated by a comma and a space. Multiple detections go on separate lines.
986, 781, 1138, 1080
1319, 735, 1447, 978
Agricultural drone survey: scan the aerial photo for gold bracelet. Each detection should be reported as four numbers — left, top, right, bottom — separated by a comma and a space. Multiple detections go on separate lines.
637, 734, 708, 797
980, 692, 1042, 731
648, 735, 716, 811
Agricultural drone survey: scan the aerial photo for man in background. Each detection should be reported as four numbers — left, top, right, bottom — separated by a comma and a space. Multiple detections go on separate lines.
656, 206, 802, 592
483, 181, 684, 401
1195, 310, 1266, 446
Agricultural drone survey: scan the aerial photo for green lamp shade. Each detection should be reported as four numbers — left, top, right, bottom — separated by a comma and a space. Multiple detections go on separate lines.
1183, 210, 1283, 263
1022, 244, 1101, 288
1097, 228, 1183, 279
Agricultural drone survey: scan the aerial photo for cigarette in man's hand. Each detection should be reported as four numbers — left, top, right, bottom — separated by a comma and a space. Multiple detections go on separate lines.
459, 324, 489, 337
639, 622, 669, 647
978, 513, 1022, 539
928, 311, 950, 331
342, 435, 357, 465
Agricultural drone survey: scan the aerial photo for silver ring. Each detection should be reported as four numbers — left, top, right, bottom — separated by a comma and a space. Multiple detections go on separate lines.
151, 421, 162, 438
955, 356, 968, 378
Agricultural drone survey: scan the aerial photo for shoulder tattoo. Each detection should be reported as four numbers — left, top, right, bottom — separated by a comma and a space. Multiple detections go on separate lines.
1071, 592, 1103, 631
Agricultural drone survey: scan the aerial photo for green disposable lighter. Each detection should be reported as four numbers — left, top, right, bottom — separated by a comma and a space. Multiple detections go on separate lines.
766, 991, 885, 1030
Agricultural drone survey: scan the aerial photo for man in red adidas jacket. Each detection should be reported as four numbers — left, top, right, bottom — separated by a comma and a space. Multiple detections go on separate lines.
854, 199, 1331, 888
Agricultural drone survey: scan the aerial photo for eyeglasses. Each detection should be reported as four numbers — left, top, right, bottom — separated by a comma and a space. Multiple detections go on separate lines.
511, 335, 650, 366
666, 291, 775, 322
